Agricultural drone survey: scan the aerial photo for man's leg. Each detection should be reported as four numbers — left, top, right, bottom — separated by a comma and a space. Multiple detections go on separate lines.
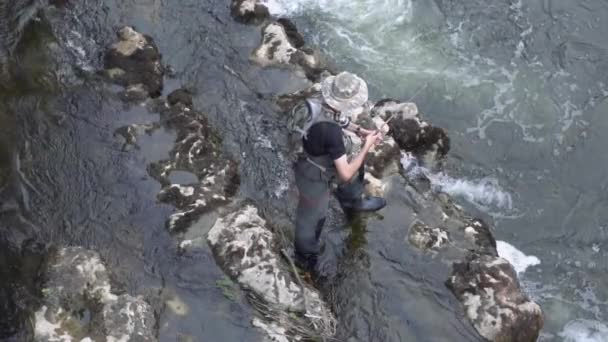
335, 163, 386, 213
294, 160, 330, 271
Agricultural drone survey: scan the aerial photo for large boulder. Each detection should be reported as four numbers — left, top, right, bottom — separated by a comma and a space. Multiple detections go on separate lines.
372, 99, 450, 168
102, 26, 164, 98
33, 247, 156, 341
447, 254, 544, 342
251, 21, 328, 81
207, 204, 335, 340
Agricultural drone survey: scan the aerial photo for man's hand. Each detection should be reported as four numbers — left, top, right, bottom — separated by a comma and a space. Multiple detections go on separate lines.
357, 127, 374, 137
364, 131, 383, 150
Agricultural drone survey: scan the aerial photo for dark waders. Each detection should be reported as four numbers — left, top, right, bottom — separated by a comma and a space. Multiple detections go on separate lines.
294, 155, 365, 268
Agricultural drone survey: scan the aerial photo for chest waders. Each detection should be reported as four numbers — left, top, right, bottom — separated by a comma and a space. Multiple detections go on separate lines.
293, 98, 366, 268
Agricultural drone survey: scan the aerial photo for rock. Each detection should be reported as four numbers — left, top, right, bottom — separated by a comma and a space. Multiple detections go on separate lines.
103, 26, 164, 98
447, 254, 544, 342
148, 99, 240, 232
167, 88, 193, 107
273, 83, 322, 113
373, 99, 450, 167
276, 18, 305, 48
207, 204, 335, 339
251, 21, 327, 81
408, 221, 449, 251
252, 318, 289, 342
364, 172, 385, 198
121, 83, 149, 102
230, 0, 270, 24
34, 247, 156, 341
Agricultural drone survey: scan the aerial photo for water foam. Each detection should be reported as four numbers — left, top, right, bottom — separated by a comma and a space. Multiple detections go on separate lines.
496, 241, 540, 274
559, 319, 608, 342
401, 153, 513, 213
261, 0, 413, 21
268, 0, 596, 153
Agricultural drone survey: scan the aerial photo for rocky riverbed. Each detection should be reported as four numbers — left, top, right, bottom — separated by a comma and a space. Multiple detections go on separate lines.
0, 1, 549, 341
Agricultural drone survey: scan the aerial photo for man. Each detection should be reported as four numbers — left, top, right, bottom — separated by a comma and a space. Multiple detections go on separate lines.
292, 71, 386, 271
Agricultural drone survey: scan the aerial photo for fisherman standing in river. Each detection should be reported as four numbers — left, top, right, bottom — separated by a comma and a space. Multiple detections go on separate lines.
290, 71, 386, 272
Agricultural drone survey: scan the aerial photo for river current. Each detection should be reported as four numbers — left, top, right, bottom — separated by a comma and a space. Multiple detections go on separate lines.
0, 0, 607, 341
264, 0, 608, 340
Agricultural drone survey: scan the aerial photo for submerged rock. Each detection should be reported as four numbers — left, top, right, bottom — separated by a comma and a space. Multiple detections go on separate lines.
207, 204, 335, 340
408, 221, 449, 251
230, 0, 270, 24
447, 254, 544, 342
251, 21, 328, 81
33, 247, 156, 341
102, 26, 164, 98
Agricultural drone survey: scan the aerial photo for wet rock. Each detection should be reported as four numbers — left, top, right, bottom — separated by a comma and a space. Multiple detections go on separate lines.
34, 247, 156, 341
276, 18, 305, 49
167, 88, 193, 107
251, 21, 327, 81
230, 0, 270, 24
408, 221, 449, 251
364, 172, 385, 198
113, 122, 159, 151
373, 99, 450, 167
252, 318, 289, 342
347, 111, 402, 178
207, 204, 335, 340
121, 83, 149, 102
103, 26, 164, 98
148, 96, 240, 232
447, 254, 544, 342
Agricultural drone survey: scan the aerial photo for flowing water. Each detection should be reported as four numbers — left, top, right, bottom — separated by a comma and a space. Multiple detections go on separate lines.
265, 0, 608, 340
1, 0, 607, 341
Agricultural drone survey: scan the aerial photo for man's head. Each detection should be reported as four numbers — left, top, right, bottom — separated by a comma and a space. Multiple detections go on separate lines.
321, 71, 368, 122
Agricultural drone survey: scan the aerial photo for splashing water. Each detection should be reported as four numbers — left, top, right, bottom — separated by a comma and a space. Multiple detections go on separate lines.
496, 241, 540, 274
264, 0, 601, 149
400, 153, 513, 213
559, 320, 608, 342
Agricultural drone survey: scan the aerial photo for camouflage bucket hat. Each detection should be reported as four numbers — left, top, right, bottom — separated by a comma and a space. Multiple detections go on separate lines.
321, 71, 369, 115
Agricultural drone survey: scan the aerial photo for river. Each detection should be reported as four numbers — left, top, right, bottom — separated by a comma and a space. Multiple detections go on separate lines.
0, 0, 607, 341
265, 0, 608, 340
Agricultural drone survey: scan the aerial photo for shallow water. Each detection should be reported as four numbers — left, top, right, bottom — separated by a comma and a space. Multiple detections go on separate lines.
1, 0, 607, 341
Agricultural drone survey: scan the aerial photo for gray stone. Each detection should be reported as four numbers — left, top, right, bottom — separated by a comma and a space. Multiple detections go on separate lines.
33, 247, 156, 342
373, 99, 450, 168
408, 221, 449, 251
147, 100, 239, 232
230, 0, 270, 24
207, 204, 335, 340
447, 254, 544, 342
103, 26, 164, 98
251, 22, 328, 81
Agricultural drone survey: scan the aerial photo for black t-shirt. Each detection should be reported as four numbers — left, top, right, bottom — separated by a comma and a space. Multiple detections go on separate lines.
302, 122, 346, 161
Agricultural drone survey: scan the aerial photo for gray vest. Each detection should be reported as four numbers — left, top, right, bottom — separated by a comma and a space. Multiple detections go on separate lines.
291, 97, 353, 178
